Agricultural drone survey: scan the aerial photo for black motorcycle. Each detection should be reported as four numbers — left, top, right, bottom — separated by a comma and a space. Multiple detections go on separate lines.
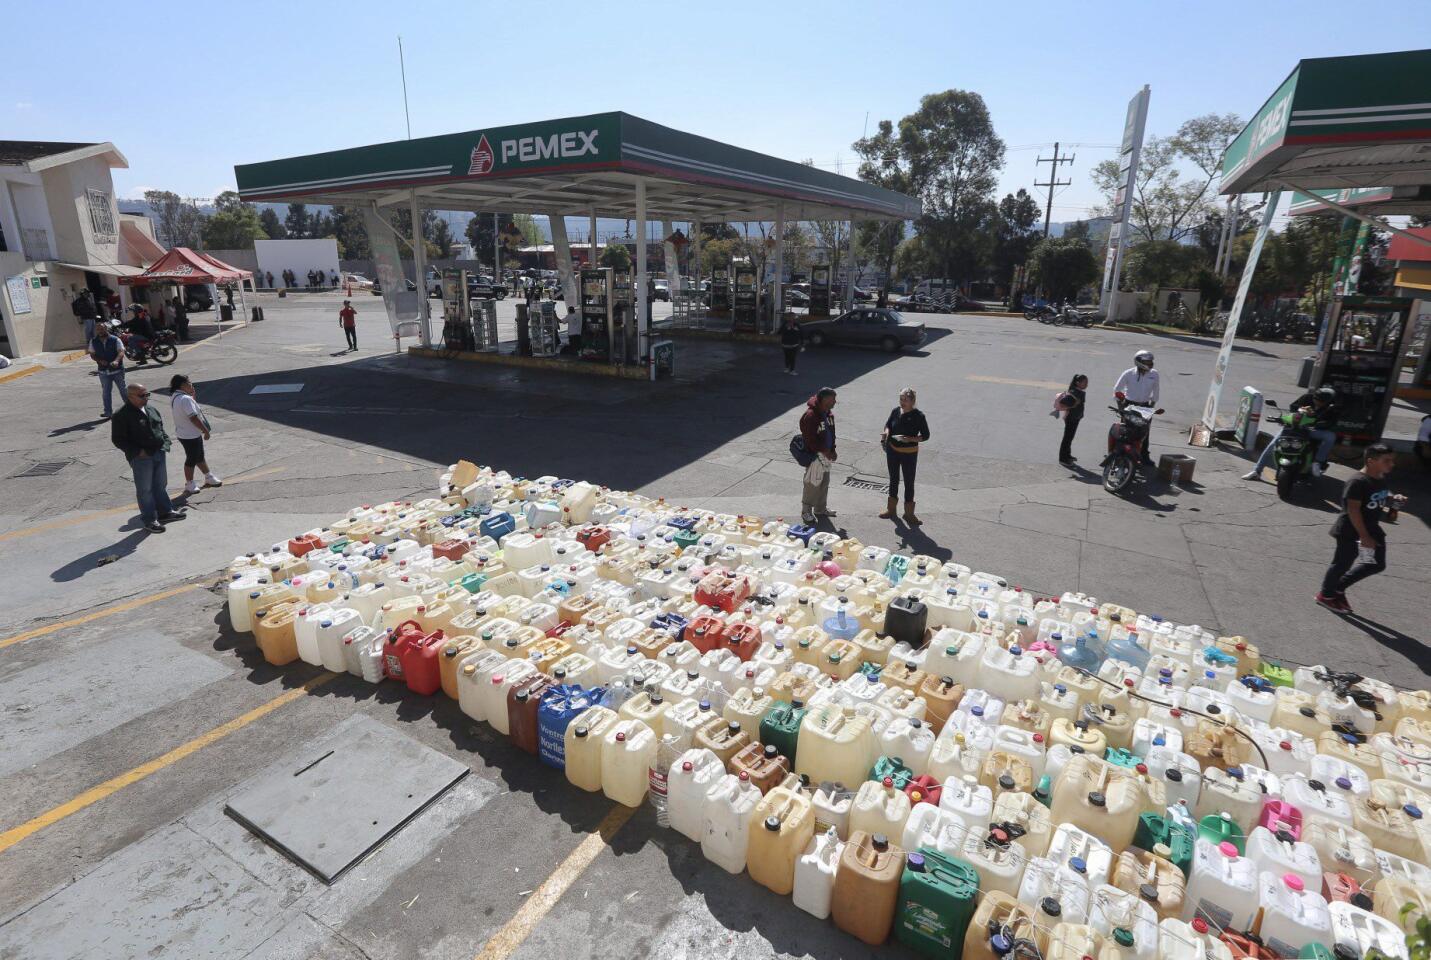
1102, 396, 1163, 494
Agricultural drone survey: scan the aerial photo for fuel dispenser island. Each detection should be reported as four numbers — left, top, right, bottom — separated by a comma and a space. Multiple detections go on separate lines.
732, 264, 757, 332
580, 267, 614, 362
440, 268, 475, 352
613, 271, 636, 363
710, 265, 731, 313
809, 265, 831, 317
1310, 295, 1418, 443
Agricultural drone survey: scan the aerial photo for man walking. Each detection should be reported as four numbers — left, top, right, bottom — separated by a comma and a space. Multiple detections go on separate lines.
338, 299, 357, 350
72, 289, 98, 343
88, 321, 126, 419
1316, 443, 1405, 613
110, 383, 186, 533
799, 387, 838, 524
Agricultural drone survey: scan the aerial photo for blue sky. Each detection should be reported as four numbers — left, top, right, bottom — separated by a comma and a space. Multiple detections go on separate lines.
7, 0, 1427, 221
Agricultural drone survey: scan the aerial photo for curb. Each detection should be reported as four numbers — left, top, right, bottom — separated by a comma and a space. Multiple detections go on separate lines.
407, 346, 651, 380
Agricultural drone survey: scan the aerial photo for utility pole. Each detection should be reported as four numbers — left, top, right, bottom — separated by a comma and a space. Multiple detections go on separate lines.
1035, 142, 1074, 237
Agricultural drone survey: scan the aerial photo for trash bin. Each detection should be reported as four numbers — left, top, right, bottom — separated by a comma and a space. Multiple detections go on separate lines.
220, 304, 234, 324
1296, 355, 1315, 387
250, 306, 264, 322
1158, 454, 1196, 485
515, 304, 531, 357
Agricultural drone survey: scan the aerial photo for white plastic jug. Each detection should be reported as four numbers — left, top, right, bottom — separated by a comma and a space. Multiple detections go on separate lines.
956, 826, 1028, 896
1157, 918, 1233, 960
701, 772, 762, 873
1088, 883, 1160, 960
314, 608, 364, 673
849, 779, 912, 840
482, 660, 538, 734
1018, 856, 1091, 925
880, 717, 935, 775
812, 780, 855, 839
1256, 871, 1332, 958
601, 718, 657, 807
668, 747, 725, 842
1245, 825, 1321, 890
993, 790, 1054, 857
938, 774, 994, 828
793, 828, 844, 919
902, 802, 971, 856
1328, 900, 1410, 960
796, 707, 876, 787
1047, 822, 1114, 886
565, 706, 618, 792
1183, 839, 1258, 932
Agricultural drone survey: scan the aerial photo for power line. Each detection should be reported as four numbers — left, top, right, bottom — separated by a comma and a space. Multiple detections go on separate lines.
1035, 142, 1075, 237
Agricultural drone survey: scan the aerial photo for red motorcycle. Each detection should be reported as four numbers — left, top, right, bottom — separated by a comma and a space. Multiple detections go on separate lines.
117, 327, 178, 366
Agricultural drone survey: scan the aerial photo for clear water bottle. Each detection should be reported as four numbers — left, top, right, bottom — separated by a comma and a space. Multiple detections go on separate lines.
648, 734, 681, 827
1056, 632, 1103, 674
1104, 629, 1151, 672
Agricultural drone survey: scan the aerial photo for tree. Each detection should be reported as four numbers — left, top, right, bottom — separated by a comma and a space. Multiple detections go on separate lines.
258, 208, 286, 239
808, 217, 849, 286
780, 222, 813, 277
990, 189, 1041, 287
600, 239, 632, 271
308, 210, 334, 240
143, 189, 206, 248
465, 213, 517, 267
284, 203, 310, 239
430, 217, 454, 258
1027, 237, 1099, 301
512, 214, 543, 246
1122, 240, 1207, 291
700, 223, 740, 242
894, 236, 933, 280
213, 190, 246, 214
894, 90, 1005, 280
330, 206, 368, 260
201, 204, 266, 250
852, 121, 911, 291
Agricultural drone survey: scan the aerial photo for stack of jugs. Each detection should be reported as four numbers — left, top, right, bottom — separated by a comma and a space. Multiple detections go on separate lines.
1051, 753, 1151, 852
746, 780, 815, 895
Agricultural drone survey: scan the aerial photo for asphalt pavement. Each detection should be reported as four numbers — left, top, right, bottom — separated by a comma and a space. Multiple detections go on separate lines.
0, 290, 1426, 960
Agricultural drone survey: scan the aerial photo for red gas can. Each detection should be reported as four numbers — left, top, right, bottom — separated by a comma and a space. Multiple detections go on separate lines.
694, 570, 752, 613
575, 526, 611, 552
287, 533, 322, 558
432, 537, 470, 561
508, 675, 555, 755
687, 615, 727, 654
382, 623, 417, 681
394, 620, 445, 695
724, 622, 762, 662
1321, 872, 1361, 904
904, 774, 942, 807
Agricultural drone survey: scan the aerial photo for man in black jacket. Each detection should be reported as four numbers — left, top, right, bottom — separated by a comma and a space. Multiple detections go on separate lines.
111, 383, 186, 533
1243, 386, 1340, 482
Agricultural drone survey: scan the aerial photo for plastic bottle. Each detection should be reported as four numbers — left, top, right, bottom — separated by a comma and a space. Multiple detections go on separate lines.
746, 784, 815, 895
667, 747, 725, 842
1156, 918, 1233, 960
1104, 630, 1151, 672
1183, 839, 1258, 932
963, 891, 1045, 960
793, 827, 844, 919
1256, 871, 1333, 958
831, 831, 904, 946
701, 771, 762, 873
564, 706, 618, 792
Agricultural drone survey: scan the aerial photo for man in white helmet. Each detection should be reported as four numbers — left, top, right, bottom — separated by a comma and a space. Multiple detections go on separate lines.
1113, 350, 1160, 463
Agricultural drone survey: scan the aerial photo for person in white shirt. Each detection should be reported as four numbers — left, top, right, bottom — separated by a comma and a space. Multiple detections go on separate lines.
1112, 350, 1160, 463
169, 374, 222, 494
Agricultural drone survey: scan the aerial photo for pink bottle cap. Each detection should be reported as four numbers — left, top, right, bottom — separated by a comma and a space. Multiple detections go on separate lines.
1218, 841, 1238, 857
1283, 873, 1304, 892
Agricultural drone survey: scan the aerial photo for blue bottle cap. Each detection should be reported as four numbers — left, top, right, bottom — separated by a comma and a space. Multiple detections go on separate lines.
1153, 736, 1166, 746
971, 706, 984, 717
1405, 804, 1423, 819
1051, 632, 1063, 642
1054, 684, 1066, 694
1069, 856, 1087, 873
1010, 645, 1022, 656
1335, 776, 1353, 791
906, 852, 926, 871
1227, 766, 1244, 780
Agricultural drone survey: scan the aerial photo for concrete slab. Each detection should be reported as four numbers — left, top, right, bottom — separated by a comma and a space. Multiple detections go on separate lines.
0, 629, 230, 778
224, 715, 468, 883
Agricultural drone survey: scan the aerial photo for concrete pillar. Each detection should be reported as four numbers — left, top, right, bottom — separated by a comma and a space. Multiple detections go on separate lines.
549, 212, 578, 308
635, 181, 648, 364
410, 190, 430, 346
693, 219, 703, 286
773, 203, 785, 327
589, 209, 598, 268
843, 214, 856, 311
662, 219, 680, 298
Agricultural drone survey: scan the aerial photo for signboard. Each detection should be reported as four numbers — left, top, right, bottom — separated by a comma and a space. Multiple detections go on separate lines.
1233, 387, 1263, 452
362, 205, 421, 338
1200, 191, 1282, 438
1099, 86, 1150, 319
5, 276, 32, 315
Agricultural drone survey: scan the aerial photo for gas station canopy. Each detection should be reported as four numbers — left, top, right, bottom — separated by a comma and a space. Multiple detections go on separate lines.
1288, 185, 1431, 218
234, 112, 920, 223
1220, 49, 1431, 198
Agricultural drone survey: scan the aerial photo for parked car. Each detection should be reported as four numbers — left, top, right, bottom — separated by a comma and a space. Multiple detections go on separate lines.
799, 307, 926, 352
342, 273, 374, 289
785, 288, 810, 308
651, 280, 671, 302
467, 276, 509, 300
371, 276, 417, 296
184, 287, 213, 311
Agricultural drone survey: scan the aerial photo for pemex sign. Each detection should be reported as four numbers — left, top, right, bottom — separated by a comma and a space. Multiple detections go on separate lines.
463, 117, 616, 178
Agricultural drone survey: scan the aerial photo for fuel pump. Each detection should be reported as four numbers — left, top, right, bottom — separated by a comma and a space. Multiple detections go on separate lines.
441, 268, 475, 351
809, 265, 831, 317
1310, 295, 1417, 443
732, 264, 757, 332
710, 264, 731, 313
580, 267, 613, 362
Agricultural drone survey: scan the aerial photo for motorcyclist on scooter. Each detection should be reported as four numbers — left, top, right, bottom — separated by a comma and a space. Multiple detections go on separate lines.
1242, 386, 1339, 481
1112, 350, 1159, 464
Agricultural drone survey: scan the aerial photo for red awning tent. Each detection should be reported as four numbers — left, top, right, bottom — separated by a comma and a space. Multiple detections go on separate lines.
117, 246, 252, 286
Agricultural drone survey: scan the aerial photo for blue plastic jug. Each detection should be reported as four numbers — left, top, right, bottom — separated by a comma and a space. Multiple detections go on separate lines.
479, 511, 516, 544
1056, 632, 1103, 673
537, 684, 605, 769
1103, 629, 1150, 672
823, 605, 860, 641
787, 523, 816, 545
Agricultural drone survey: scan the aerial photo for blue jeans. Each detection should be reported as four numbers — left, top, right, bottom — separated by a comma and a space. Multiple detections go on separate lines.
131, 451, 174, 523
1254, 427, 1336, 472
98, 368, 126, 416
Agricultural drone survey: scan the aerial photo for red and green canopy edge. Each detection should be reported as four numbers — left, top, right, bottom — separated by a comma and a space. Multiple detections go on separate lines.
1220, 48, 1431, 196
234, 112, 920, 222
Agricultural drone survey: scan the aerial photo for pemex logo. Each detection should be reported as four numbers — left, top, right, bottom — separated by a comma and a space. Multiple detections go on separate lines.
468, 134, 494, 176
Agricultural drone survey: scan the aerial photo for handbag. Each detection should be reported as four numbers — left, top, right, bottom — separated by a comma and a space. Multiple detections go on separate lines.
789, 435, 815, 467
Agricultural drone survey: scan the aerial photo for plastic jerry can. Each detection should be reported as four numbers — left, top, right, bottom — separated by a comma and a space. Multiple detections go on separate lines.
1351, 796, 1422, 859
1197, 811, 1247, 855
980, 751, 1034, 797
882, 595, 929, 650
955, 825, 1027, 896
1157, 918, 1233, 960
918, 676, 964, 734
1196, 767, 1264, 831
394, 624, 444, 695
455, 650, 507, 720
992, 790, 1053, 856
600, 719, 656, 807
1132, 812, 1195, 878
1044, 923, 1108, 960
701, 771, 762, 873
1051, 755, 1147, 852
1018, 855, 1092, 924
341, 626, 385, 681
851, 777, 913, 839
797, 707, 876, 786
1089, 883, 1160, 959
811, 780, 856, 839
438, 635, 484, 699
722, 621, 761, 663
759, 700, 806, 764
1051, 717, 1108, 757
1321, 871, 1364, 905
789, 827, 845, 922
1372, 875, 1428, 934
478, 511, 515, 543
252, 601, 303, 666
482, 660, 538, 734
537, 684, 601, 769
1112, 847, 1185, 921
548, 652, 599, 691
693, 717, 751, 769
962, 890, 1043, 960
508, 677, 555, 754
618, 690, 669, 737
1258, 798, 1305, 840
747, 784, 815, 894
667, 747, 725, 842
1048, 821, 1115, 887
686, 615, 726, 654
1328, 900, 1408, 960
831, 831, 904, 946
730, 743, 790, 794
563, 706, 618, 792
1184, 839, 1259, 932
895, 848, 981, 958
880, 718, 935, 775
1255, 871, 1332, 958
902, 802, 971, 856
724, 686, 774, 734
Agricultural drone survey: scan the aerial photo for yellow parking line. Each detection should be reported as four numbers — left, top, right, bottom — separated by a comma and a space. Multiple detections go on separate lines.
224, 465, 283, 484
967, 374, 1066, 390
473, 804, 637, 960
0, 584, 202, 650
0, 365, 44, 384
0, 674, 334, 855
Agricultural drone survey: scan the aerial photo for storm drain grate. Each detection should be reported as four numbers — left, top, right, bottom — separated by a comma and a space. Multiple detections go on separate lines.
12, 460, 71, 478
843, 475, 887, 492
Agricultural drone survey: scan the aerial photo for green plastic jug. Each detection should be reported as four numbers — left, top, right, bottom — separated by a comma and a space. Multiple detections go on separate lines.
1258, 660, 1295, 688
673, 528, 700, 549
458, 572, 489, 594
760, 700, 807, 764
1105, 746, 1142, 769
1197, 811, 1245, 854
1132, 812, 1194, 876
1298, 945, 1335, 959
870, 755, 914, 790
895, 849, 980, 958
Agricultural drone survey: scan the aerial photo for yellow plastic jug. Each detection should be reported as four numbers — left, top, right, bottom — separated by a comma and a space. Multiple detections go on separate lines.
564, 706, 618, 792
746, 785, 816, 895
796, 706, 876, 786
1051, 754, 1148, 852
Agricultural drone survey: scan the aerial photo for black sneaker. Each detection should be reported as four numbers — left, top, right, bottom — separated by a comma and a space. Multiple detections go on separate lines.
157, 510, 187, 523
144, 521, 166, 533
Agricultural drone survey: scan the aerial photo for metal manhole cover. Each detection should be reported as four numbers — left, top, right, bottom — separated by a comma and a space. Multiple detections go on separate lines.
13, 460, 71, 478
843, 476, 887, 492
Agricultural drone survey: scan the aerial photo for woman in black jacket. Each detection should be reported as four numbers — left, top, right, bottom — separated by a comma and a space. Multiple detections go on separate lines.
1058, 373, 1088, 465
879, 387, 931, 524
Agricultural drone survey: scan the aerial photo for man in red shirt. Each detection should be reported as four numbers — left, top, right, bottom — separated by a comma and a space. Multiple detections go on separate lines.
339, 300, 357, 350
